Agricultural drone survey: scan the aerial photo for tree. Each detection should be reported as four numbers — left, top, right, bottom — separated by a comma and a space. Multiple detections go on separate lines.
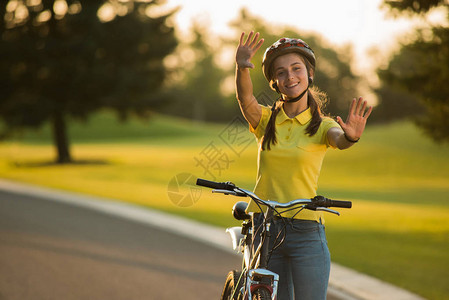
160, 23, 239, 122
382, 0, 444, 15
0, 0, 177, 163
369, 84, 423, 124
378, 0, 449, 142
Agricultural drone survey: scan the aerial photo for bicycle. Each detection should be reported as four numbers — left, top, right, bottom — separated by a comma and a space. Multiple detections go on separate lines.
196, 178, 352, 300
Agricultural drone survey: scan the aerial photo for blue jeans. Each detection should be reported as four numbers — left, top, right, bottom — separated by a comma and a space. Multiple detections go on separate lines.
253, 215, 331, 300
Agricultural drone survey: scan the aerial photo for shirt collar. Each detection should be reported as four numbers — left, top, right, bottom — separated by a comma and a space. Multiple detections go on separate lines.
276, 106, 312, 125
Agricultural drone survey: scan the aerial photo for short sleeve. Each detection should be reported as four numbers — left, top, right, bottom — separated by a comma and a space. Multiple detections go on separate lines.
320, 117, 341, 148
249, 105, 271, 140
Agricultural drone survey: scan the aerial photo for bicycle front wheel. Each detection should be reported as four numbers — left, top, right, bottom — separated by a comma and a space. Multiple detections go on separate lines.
252, 287, 271, 300
221, 270, 243, 300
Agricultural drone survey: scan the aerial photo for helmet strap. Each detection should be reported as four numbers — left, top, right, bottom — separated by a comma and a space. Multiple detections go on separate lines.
279, 77, 312, 104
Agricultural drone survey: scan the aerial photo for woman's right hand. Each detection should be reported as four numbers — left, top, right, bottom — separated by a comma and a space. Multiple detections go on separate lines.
236, 31, 264, 69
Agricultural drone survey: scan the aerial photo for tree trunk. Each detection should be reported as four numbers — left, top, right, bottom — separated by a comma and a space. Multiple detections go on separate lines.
51, 110, 72, 164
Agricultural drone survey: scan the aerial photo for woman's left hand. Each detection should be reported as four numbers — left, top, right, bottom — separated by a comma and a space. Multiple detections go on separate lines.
336, 97, 372, 141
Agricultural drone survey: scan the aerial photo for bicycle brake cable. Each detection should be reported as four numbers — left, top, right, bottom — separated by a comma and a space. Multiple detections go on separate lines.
290, 206, 306, 219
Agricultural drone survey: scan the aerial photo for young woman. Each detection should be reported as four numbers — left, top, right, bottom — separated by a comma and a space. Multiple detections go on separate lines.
235, 31, 372, 299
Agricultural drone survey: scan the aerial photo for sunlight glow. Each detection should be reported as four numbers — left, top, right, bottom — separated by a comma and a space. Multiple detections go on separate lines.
13, 3, 28, 21
97, 3, 116, 23
26, 0, 42, 6
36, 9, 51, 23
6, 1, 19, 13
145, 4, 176, 19
163, 0, 428, 75
68, 1, 82, 15
53, 0, 68, 18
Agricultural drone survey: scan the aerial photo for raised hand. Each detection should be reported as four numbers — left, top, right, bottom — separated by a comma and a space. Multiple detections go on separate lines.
236, 31, 264, 69
336, 97, 373, 142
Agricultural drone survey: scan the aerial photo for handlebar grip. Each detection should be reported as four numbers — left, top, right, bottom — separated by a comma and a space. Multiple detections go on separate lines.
313, 196, 352, 208
328, 200, 352, 208
196, 178, 235, 190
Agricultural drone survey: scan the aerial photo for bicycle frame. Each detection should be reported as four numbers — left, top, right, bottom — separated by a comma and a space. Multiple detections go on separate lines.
222, 188, 316, 300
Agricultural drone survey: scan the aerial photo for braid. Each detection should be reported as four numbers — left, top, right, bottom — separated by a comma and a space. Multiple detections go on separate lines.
305, 89, 323, 136
261, 100, 282, 151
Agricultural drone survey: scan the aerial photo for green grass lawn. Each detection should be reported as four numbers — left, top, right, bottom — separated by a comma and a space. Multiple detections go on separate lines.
1, 111, 448, 299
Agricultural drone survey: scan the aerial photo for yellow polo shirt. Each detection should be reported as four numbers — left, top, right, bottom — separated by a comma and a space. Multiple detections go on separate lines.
248, 105, 340, 222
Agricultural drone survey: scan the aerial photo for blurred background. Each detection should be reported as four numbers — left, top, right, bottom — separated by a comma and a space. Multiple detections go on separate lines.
0, 0, 448, 299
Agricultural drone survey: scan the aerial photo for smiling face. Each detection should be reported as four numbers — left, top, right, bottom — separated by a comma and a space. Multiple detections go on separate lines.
272, 53, 312, 100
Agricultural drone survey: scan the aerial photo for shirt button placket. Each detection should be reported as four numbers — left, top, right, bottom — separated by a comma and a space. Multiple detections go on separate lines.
286, 121, 292, 140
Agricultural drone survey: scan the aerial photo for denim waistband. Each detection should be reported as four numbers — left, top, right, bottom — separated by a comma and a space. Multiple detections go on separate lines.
273, 215, 323, 225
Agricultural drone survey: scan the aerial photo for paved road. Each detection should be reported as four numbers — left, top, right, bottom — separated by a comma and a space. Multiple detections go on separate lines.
0, 190, 242, 300
0, 188, 346, 300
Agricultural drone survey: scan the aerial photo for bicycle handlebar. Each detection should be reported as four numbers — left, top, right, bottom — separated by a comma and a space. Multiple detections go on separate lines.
196, 178, 352, 209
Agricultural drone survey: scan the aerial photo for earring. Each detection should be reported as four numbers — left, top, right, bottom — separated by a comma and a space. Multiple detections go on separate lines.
308, 77, 313, 85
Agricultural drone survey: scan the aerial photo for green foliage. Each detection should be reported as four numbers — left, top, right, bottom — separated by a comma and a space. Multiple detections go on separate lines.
159, 23, 240, 122
382, 0, 445, 16
378, 0, 449, 143
0, 0, 177, 162
370, 84, 423, 124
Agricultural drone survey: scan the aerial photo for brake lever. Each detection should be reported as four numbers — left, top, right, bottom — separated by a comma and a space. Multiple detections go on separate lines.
304, 205, 340, 216
316, 207, 340, 216
212, 189, 247, 197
